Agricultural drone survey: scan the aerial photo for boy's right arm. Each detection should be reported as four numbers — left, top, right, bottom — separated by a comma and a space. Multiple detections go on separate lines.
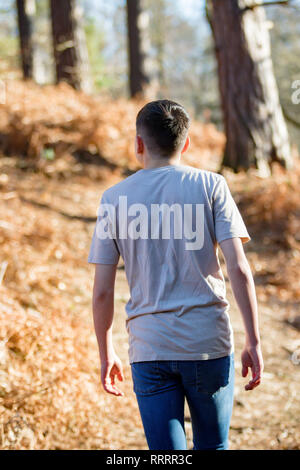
220, 237, 264, 391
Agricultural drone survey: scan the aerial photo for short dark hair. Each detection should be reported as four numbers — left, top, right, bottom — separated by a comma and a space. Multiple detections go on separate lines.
136, 100, 190, 157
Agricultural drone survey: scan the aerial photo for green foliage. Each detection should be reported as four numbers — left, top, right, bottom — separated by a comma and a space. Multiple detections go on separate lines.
145, 0, 220, 124
35, 0, 49, 17
0, 0, 18, 74
41, 148, 55, 161
0, 35, 19, 75
84, 18, 112, 90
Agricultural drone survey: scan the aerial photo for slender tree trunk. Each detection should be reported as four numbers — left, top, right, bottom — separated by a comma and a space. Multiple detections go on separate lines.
73, 4, 92, 93
126, 0, 152, 98
208, 0, 292, 173
50, 0, 92, 92
16, 0, 34, 79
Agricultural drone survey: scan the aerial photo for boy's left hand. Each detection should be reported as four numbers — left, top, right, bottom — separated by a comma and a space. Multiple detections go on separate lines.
241, 344, 264, 391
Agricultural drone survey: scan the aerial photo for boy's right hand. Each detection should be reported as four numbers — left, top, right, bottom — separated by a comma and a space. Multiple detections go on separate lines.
241, 344, 264, 391
101, 355, 124, 397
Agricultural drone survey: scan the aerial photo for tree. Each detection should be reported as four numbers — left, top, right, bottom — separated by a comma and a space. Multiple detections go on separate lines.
50, 0, 92, 92
148, 0, 167, 90
266, 2, 300, 147
207, 0, 292, 173
16, 0, 35, 79
126, 0, 152, 98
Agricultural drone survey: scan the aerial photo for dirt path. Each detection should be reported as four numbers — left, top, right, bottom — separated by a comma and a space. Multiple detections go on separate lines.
113, 265, 300, 450
0, 163, 299, 449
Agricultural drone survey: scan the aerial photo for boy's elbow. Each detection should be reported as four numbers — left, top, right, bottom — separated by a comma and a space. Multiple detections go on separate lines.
227, 260, 251, 279
93, 287, 114, 305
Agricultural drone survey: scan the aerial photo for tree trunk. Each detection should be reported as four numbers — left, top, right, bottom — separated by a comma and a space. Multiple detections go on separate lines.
126, 0, 152, 98
72, 4, 92, 93
16, 0, 34, 79
50, 0, 92, 92
208, 0, 292, 173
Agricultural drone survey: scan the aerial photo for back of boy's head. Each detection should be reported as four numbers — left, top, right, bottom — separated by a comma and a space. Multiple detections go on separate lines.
136, 100, 190, 158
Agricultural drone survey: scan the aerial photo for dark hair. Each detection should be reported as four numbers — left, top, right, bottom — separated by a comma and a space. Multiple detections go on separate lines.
136, 100, 190, 157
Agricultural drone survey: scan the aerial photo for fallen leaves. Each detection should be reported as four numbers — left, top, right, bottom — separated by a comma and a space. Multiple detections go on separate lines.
0, 80, 299, 449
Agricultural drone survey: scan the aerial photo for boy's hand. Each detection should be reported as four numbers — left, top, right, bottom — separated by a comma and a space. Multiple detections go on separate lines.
101, 355, 124, 396
241, 344, 264, 391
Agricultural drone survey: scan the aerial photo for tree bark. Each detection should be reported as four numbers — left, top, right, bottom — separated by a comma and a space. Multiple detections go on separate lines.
50, 0, 92, 92
16, 0, 34, 79
208, 0, 292, 173
126, 0, 152, 98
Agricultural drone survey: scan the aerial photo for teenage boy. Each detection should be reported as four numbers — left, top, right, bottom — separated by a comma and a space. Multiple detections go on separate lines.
88, 100, 263, 450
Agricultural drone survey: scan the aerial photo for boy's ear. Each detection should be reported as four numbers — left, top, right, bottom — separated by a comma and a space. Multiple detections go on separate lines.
181, 135, 190, 155
135, 135, 144, 155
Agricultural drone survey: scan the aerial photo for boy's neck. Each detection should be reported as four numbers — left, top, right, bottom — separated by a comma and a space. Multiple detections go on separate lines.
143, 154, 181, 170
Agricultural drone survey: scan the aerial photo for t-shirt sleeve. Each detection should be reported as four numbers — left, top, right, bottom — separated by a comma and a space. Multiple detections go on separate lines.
88, 192, 120, 265
212, 175, 250, 244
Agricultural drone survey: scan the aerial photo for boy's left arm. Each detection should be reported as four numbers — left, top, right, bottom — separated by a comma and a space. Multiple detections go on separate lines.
92, 263, 124, 397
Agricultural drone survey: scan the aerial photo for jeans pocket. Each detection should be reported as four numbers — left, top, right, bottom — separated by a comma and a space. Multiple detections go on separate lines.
196, 355, 232, 395
131, 361, 162, 396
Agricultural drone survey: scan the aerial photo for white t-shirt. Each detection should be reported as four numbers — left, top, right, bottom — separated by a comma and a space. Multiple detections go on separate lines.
88, 165, 250, 363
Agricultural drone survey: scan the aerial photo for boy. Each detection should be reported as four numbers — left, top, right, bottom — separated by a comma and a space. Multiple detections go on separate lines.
88, 100, 263, 450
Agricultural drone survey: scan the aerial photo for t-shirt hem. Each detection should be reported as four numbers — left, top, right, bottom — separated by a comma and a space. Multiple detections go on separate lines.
129, 348, 234, 364
217, 233, 251, 244
88, 257, 119, 265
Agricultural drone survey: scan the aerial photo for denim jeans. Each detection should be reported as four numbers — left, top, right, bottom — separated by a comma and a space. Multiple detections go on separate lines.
131, 353, 234, 450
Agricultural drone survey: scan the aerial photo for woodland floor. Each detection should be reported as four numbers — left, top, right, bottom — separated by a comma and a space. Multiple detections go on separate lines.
0, 153, 299, 450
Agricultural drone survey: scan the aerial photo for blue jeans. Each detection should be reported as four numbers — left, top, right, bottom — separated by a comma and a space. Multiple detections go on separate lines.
131, 354, 234, 450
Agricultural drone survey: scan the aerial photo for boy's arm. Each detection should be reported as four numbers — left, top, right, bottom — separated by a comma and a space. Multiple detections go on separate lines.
220, 237, 264, 391
92, 263, 124, 396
